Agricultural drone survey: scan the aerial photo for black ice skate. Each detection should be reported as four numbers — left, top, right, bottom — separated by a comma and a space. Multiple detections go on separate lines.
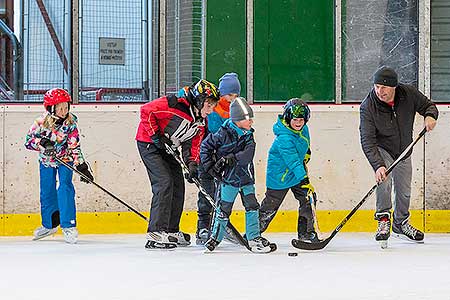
168, 231, 191, 246
204, 237, 220, 253
145, 231, 177, 250
392, 219, 424, 243
248, 236, 277, 253
195, 228, 210, 245
375, 212, 391, 249
297, 231, 320, 243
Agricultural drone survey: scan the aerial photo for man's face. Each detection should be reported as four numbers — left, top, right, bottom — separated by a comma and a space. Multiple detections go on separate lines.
374, 84, 396, 103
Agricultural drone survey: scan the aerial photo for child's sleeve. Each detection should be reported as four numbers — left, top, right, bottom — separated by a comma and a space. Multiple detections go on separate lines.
67, 123, 85, 166
234, 134, 256, 166
24, 118, 43, 152
200, 132, 220, 172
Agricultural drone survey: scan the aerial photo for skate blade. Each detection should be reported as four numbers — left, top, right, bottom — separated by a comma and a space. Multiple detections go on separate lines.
32, 231, 57, 241
145, 241, 177, 250
379, 240, 388, 249
250, 243, 277, 254
393, 233, 424, 244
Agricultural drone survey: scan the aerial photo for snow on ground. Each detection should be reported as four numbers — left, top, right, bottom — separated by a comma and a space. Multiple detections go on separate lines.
0, 233, 449, 300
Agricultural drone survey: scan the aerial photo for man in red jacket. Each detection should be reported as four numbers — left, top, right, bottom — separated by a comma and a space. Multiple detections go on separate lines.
136, 79, 220, 249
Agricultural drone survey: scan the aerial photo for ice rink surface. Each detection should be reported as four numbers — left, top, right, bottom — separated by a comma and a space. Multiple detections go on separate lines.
1, 233, 449, 300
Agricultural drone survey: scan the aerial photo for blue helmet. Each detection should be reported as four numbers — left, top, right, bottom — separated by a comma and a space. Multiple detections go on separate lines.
282, 98, 310, 124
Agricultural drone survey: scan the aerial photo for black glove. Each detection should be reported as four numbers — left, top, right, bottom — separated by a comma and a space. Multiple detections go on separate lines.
40, 138, 56, 156
209, 157, 226, 179
185, 161, 198, 183
223, 153, 236, 167
76, 162, 94, 184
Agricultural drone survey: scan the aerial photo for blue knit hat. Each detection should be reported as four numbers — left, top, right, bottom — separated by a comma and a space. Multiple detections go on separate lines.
219, 73, 241, 95
230, 97, 253, 121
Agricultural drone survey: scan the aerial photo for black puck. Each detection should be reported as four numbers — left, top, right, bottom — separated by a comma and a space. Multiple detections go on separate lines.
288, 252, 298, 257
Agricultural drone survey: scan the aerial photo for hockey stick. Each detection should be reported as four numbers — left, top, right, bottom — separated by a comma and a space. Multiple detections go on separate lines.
164, 144, 252, 251
292, 128, 427, 250
54, 157, 149, 222
309, 192, 323, 238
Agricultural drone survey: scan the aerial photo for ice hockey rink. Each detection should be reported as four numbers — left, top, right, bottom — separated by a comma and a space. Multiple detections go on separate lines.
1, 233, 449, 300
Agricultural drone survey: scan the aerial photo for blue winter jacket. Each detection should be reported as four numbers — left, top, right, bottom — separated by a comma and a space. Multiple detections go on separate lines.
266, 116, 310, 190
200, 119, 255, 187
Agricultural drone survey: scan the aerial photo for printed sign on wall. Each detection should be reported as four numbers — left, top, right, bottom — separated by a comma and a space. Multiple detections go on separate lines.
99, 38, 125, 65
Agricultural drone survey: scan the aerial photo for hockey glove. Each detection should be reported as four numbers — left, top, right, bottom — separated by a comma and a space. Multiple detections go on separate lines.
40, 138, 56, 156
76, 162, 94, 184
223, 153, 236, 167
300, 177, 315, 195
185, 161, 198, 183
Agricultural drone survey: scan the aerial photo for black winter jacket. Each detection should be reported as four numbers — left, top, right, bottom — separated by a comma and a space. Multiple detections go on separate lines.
200, 119, 255, 187
359, 83, 438, 171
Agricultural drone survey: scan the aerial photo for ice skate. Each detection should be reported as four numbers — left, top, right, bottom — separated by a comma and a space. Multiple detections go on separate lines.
62, 227, 78, 244
248, 236, 277, 253
297, 231, 320, 243
145, 231, 177, 250
195, 228, 210, 245
168, 231, 191, 246
375, 212, 391, 249
392, 219, 424, 243
33, 226, 58, 241
204, 237, 220, 253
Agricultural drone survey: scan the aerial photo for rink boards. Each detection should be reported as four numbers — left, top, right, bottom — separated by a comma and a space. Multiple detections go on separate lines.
0, 104, 449, 235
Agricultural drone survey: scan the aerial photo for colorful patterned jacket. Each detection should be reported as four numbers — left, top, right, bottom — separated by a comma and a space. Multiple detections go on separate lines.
24, 112, 85, 168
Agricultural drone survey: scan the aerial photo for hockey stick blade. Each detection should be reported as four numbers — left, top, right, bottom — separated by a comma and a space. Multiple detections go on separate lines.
292, 128, 427, 251
164, 144, 252, 251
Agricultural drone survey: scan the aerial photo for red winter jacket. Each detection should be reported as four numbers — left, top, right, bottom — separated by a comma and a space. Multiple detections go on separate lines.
135, 94, 205, 163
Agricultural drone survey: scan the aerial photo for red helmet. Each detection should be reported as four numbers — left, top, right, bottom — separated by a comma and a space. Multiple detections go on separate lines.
43, 88, 71, 108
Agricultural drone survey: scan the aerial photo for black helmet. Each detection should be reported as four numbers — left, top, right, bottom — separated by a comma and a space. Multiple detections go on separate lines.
189, 79, 220, 110
282, 98, 310, 125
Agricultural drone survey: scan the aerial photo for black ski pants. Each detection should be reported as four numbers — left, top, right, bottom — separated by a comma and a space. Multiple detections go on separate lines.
259, 183, 314, 234
137, 141, 185, 233
196, 164, 215, 232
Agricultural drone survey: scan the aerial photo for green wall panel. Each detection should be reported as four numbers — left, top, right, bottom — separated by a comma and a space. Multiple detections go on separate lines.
254, 0, 335, 102
206, 1, 247, 97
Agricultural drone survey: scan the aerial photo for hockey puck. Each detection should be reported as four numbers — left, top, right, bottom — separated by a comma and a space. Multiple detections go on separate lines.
288, 252, 298, 257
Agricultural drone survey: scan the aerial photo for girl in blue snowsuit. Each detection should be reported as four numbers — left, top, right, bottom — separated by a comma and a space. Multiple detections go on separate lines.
200, 97, 274, 253
259, 98, 319, 242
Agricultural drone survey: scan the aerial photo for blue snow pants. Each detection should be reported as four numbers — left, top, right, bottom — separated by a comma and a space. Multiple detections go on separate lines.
39, 162, 76, 229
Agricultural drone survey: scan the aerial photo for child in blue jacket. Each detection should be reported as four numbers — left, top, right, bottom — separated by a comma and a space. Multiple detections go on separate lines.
200, 97, 275, 253
259, 98, 319, 242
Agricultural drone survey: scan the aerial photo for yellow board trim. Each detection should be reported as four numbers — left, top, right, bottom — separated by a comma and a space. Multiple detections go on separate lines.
1, 210, 449, 236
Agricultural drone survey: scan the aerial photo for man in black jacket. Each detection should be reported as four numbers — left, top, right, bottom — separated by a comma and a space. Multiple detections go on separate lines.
359, 66, 438, 245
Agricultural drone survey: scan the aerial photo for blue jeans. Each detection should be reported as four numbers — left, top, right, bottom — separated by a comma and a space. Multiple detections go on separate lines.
39, 162, 76, 229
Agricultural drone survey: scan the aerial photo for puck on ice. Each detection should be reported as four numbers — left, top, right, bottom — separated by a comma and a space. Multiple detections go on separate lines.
288, 252, 298, 257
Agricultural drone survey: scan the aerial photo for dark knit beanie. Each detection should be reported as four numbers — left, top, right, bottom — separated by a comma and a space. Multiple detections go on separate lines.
230, 97, 253, 121
373, 66, 398, 87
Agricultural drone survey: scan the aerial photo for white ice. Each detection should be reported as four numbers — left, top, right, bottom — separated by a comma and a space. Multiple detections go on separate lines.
1, 233, 449, 300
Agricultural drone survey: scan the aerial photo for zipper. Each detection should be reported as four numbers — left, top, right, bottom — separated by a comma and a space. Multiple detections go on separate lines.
391, 105, 402, 157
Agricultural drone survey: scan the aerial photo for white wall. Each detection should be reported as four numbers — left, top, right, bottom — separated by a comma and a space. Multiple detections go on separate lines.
1, 104, 448, 215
